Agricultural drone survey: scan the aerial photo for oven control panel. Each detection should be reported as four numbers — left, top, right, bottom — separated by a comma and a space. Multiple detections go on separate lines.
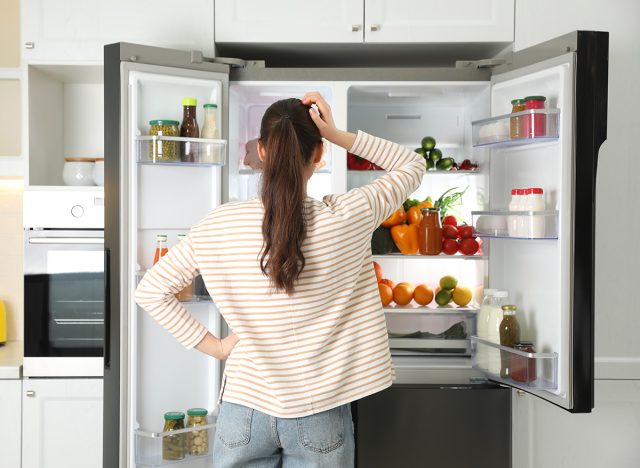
23, 189, 105, 229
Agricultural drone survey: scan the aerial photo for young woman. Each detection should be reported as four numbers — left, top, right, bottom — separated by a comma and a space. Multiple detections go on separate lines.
135, 92, 426, 467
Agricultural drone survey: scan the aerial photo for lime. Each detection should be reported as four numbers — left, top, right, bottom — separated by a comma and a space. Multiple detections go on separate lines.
421, 136, 436, 151
415, 147, 427, 157
452, 286, 472, 307
426, 159, 435, 170
436, 157, 454, 170
429, 148, 442, 162
439, 275, 458, 290
435, 289, 453, 306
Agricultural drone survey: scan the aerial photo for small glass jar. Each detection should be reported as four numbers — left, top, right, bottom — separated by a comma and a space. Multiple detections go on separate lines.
499, 305, 521, 379
162, 412, 186, 461
511, 341, 537, 383
149, 120, 180, 161
509, 99, 526, 139
523, 96, 547, 137
419, 208, 442, 255
187, 408, 209, 456
63, 158, 96, 186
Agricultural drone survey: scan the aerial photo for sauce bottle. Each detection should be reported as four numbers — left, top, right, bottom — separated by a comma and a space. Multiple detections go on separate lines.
180, 98, 199, 162
153, 235, 168, 265
499, 304, 521, 378
419, 208, 442, 255
200, 104, 221, 164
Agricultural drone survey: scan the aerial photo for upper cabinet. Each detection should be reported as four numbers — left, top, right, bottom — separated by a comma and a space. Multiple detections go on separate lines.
21, 0, 215, 62
215, 0, 365, 43
364, 0, 514, 43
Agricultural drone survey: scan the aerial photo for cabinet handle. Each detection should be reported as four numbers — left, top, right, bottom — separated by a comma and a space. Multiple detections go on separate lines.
25, 42, 34, 49
370, 24, 381, 32
26, 390, 36, 397
351, 24, 362, 32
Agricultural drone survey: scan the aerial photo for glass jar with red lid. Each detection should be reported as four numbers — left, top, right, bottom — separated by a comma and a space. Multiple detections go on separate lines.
511, 341, 537, 383
523, 96, 547, 138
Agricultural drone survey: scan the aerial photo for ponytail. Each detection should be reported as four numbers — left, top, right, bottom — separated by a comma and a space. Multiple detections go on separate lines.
259, 99, 322, 294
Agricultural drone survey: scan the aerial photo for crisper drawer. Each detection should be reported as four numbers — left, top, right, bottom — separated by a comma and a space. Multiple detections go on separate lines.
385, 308, 477, 356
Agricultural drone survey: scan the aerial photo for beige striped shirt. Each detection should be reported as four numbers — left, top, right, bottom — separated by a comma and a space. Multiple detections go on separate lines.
135, 131, 426, 417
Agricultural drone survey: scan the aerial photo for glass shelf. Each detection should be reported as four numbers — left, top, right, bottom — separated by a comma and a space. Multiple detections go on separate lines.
347, 169, 481, 176
471, 336, 558, 390
136, 271, 212, 304
136, 136, 227, 166
388, 338, 470, 354
134, 422, 216, 467
472, 109, 560, 148
384, 304, 478, 315
373, 253, 485, 260
472, 210, 558, 239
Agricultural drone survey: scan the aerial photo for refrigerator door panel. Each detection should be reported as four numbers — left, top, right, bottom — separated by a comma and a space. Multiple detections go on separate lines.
104, 43, 230, 468
482, 31, 608, 413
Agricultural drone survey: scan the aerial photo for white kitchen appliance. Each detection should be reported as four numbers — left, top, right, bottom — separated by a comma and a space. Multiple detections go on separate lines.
103, 32, 608, 467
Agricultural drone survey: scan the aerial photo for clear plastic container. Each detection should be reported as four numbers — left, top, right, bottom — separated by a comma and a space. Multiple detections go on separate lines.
476, 290, 509, 375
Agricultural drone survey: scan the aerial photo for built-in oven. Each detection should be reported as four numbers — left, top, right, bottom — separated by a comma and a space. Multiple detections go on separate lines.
23, 189, 105, 377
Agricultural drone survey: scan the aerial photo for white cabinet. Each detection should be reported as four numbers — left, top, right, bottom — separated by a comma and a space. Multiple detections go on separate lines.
22, 379, 103, 468
21, 0, 214, 62
0, 380, 22, 468
364, 0, 514, 43
215, 0, 364, 43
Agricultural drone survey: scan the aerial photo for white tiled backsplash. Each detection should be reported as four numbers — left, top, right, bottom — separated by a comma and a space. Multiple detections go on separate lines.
0, 180, 23, 341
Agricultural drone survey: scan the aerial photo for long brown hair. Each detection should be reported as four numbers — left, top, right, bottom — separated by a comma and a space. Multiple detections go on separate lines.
259, 98, 322, 294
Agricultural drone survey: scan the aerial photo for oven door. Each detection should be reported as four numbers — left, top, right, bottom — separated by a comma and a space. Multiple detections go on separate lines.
23, 229, 105, 377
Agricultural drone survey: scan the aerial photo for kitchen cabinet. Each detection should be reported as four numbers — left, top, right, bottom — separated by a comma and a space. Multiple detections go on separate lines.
22, 378, 103, 468
364, 0, 514, 43
21, 0, 214, 62
0, 380, 22, 468
214, 0, 364, 43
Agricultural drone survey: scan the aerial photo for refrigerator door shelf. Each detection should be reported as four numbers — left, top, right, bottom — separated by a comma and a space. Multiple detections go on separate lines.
134, 422, 216, 467
472, 210, 559, 239
136, 136, 227, 166
472, 108, 560, 148
471, 336, 558, 391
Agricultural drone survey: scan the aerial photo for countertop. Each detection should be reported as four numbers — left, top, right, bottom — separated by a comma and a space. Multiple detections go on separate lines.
0, 341, 23, 379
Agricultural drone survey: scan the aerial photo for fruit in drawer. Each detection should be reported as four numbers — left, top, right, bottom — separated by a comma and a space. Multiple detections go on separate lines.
439, 275, 458, 291
435, 288, 453, 306
452, 287, 472, 307
378, 283, 393, 307
413, 284, 434, 306
373, 261, 383, 283
393, 283, 414, 306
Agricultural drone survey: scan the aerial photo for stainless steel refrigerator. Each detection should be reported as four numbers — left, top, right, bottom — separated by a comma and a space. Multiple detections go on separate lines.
104, 31, 608, 467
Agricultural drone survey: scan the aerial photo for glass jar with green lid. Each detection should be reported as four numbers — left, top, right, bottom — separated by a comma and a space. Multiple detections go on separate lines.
149, 120, 179, 161
510, 99, 526, 139
162, 412, 186, 460
187, 408, 209, 455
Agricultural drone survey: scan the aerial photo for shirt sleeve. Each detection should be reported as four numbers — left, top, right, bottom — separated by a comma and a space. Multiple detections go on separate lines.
134, 234, 208, 349
329, 131, 426, 230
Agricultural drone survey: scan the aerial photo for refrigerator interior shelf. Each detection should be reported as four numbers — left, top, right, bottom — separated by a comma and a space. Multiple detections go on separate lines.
384, 304, 478, 315
471, 336, 558, 390
134, 423, 216, 467
347, 169, 481, 176
388, 338, 470, 356
135, 271, 212, 304
472, 108, 560, 148
373, 253, 486, 260
472, 210, 559, 240
136, 135, 227, 166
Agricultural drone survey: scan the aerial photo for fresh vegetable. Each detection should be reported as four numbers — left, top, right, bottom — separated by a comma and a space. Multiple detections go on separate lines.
436, 157, 454, 170
418, 199, 434, 209
373, 261, 383, 282
421, 136, 436, 151
443, 225, 458, 239
434, 187, 468, 223
429, 148, 442, 162
382, 207, 407, 228
459, 238, 480, 256
443, 215, 458, 227
407, 206, 422, 226
458, 225, 474, 239
371, 226, 395, 255
415, 147, 427, 157
442, 239, 459, 255
390, 223, 419, 255
403, 197, 433, 211
426, 159, 435, 170
459, 159, 479, 171
388, 322, 466, 340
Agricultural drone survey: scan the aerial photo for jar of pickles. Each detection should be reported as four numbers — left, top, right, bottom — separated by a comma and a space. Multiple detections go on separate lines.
162, 412, 186, 461
509, 99, 526, 139
149, 120, 179, 161
187, 408, 209, 456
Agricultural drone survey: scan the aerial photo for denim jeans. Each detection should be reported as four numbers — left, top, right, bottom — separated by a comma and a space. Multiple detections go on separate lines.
212, 401, 355, 468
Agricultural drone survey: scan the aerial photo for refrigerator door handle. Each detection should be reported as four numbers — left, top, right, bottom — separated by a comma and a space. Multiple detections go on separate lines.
104, 248, 111, 369
189, 50, 259, 69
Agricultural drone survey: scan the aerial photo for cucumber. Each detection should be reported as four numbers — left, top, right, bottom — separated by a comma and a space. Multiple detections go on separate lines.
429, 148, 442, 162
436, 157, 454, 170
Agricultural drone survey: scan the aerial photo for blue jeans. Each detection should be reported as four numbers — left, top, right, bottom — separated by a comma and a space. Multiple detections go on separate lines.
212, 401, 355, 468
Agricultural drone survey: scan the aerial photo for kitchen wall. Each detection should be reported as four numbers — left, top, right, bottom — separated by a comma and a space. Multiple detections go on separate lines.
512, 1, 640, 467
0, 180, 23, 341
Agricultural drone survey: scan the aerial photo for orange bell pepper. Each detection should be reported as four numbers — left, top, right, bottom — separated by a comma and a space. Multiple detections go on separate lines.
418, 200, 434, 209
382, 207, 407, 228
390, 224, 419, 255
407, 206, 423, 226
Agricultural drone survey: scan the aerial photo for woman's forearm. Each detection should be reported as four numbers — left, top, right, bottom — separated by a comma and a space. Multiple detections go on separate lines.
195, 332, 239, 360
328, 129, 357, 152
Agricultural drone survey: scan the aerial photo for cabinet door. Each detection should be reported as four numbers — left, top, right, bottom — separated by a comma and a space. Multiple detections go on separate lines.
215, 0, 364, 43
22, 379, 103, 468
0, 380, 22, 468
364, 0, 514, 43
21, 0, 214, 62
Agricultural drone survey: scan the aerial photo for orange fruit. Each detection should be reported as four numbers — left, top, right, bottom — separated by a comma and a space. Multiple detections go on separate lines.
393, 282, 414, 306
380, 278, 395, 289
373, 261, 383, 282
378, 283, 393, 306
413, 284, 434, 306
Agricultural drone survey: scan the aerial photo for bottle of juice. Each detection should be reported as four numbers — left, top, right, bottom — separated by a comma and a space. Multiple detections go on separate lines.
153, 235, 168, 265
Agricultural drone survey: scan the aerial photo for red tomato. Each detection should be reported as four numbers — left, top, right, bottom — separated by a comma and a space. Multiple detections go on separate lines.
459, 238, 479, 256
442, 225, 458, 239
443, 216, 458, 227
442, 239, 459, 255
458, 225, 474, 239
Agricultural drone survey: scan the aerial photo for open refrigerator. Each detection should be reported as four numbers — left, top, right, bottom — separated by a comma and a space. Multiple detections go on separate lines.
104, 31, 608, 467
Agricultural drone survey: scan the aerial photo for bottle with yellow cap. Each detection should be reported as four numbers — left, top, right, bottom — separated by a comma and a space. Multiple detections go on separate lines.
180, 97, 199, 163
0, 299, 7, 345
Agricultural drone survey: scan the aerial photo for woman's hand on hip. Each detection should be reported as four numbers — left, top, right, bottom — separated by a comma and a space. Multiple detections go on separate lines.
195, 332, 239, 360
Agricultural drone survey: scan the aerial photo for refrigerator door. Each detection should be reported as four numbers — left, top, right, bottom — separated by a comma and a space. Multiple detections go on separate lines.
475, 31, 608, 412
104, 43, 231, 467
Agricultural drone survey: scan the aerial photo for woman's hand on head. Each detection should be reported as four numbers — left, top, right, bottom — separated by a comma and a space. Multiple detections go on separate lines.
302, 92, 338, 141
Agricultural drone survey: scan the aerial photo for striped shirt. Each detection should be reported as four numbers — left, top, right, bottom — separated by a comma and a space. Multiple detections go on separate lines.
135, 131, 426, 418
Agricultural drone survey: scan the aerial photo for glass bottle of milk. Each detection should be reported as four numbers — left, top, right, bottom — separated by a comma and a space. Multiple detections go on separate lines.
484, 290, 509, 375
476, 289, 497, 371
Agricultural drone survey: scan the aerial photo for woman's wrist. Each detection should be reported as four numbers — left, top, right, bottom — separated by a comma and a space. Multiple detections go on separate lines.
327, 129, 357, 152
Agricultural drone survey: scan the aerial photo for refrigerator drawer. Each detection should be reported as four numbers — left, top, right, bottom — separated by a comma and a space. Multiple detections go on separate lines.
135, 422, 216, 466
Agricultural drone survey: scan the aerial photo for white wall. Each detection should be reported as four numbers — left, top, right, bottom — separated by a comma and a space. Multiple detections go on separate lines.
513, 1, 640, 467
